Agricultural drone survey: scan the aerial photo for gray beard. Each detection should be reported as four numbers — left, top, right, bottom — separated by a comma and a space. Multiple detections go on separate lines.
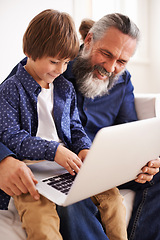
72, 50, 120, 99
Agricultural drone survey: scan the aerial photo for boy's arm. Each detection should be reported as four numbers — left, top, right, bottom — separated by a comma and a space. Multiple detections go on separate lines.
78, 149, 90, 162
69, 87, 92, 154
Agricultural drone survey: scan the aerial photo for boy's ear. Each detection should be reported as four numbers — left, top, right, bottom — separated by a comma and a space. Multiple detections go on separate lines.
25, 53, 30, 58
84, 32, 93, 49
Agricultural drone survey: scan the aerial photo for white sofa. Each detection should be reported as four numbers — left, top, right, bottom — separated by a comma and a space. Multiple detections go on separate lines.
0, 93, 160, 239
120, 93, 160, 226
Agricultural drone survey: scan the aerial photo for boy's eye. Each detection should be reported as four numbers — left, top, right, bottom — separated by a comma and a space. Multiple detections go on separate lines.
50, 61, 58, 64
50, 60, 69, 65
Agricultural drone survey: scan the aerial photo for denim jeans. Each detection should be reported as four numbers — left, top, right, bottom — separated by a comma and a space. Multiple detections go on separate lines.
57, 172, 160, 240
119, 171, 160, 240
57, 198, 109, 240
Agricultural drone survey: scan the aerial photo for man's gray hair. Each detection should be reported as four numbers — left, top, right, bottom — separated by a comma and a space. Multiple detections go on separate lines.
89, 13, 140, 43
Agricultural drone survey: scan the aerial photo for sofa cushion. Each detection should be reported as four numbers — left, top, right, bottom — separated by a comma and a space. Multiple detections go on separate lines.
135, 93, 160, 120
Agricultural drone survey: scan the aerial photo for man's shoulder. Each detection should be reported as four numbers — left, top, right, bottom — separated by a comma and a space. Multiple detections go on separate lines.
63, 61, 75, 83
54, 74, 74, 90
123, 69, 131, 79
117, 69, 131, 84
109, 70, 132, 93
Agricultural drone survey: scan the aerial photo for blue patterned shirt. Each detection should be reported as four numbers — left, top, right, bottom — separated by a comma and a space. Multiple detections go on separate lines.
0, 143, 16, 209
0, 62, 91, 160
0, 62, 91, 209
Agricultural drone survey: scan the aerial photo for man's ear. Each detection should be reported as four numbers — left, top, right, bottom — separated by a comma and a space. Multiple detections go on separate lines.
84, 32, 93, 49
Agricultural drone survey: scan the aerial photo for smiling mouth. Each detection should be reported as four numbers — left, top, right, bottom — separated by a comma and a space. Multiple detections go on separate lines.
98, 69, 107, 77
94, 65, 112, 78
48, 73, 59, 78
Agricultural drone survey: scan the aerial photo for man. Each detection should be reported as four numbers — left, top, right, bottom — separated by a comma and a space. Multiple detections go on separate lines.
61, 13, 160, 240
0, 13, 160, 240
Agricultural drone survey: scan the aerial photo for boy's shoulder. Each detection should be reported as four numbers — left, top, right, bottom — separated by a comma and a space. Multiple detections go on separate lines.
0, 73, 19, 91
0, 65, 23, 97
1, 62, 40, 94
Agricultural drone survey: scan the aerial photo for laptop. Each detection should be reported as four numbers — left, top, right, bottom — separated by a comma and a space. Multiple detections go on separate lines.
28, 117, 160, 206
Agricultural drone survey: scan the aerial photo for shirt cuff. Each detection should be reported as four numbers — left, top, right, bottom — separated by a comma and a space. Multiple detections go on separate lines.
0, 143, 16, 162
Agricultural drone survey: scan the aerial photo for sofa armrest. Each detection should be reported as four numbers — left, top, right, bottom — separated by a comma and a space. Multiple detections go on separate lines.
121, 93, 160, 226
134, 93, 160, 120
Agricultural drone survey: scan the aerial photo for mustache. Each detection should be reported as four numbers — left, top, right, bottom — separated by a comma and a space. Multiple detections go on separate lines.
72, 53, 121, 98
93, 65, 112, 78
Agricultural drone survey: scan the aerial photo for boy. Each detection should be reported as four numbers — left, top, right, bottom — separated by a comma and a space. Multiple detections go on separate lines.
0, 9, 127, 240
0, 9, 91, 240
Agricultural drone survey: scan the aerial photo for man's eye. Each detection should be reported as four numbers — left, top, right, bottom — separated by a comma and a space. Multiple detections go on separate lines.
118, 60, 126, 65
99, 50, 110, 58
103, 53, 110, 58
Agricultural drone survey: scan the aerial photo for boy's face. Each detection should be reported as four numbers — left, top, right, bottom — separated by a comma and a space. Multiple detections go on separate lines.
25, 56, 70, 88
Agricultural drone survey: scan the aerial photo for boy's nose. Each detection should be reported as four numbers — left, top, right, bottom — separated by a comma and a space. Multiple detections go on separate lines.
55, 63, 65, 74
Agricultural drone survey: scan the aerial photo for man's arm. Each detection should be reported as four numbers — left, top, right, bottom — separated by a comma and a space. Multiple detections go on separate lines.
0, 143, 40, 200
115, 73, 160, 183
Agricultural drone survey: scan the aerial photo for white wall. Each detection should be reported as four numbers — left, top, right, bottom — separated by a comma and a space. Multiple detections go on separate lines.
0, 0, 94, 82
127, 0, 160, 94
0, 0, 74, 82
1, 0, 160, 95
149, 0, 160, 93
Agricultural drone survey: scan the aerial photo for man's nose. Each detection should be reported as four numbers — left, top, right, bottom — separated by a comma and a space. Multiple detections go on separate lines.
103, 60, 116, 73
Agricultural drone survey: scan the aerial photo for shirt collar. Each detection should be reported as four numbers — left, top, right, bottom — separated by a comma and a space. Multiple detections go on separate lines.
16, 62, 41, 96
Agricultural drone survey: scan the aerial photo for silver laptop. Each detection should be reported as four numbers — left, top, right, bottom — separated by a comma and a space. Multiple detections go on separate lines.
28, 117, 160, 206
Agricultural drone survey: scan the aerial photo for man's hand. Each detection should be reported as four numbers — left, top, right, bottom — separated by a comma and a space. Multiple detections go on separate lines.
135, 158, 160, 184
54, 145, 82, 175
0, 156, 40, 200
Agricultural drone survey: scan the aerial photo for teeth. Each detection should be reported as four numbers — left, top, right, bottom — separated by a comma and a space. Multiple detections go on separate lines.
99, 72, 105, 77
98, 68, 107, 77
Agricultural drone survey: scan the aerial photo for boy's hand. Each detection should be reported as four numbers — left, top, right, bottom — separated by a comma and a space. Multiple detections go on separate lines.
78, 149, 90, 162
54, 145, 82, 175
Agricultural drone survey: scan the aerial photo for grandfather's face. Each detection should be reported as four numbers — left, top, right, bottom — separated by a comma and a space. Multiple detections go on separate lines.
73, 27, 137, 99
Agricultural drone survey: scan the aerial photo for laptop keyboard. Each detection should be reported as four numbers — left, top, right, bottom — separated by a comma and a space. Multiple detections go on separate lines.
42, 173, 76, 195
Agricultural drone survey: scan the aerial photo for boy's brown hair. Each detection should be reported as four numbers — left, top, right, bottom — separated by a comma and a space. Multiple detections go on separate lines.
23, 9, 79, 61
